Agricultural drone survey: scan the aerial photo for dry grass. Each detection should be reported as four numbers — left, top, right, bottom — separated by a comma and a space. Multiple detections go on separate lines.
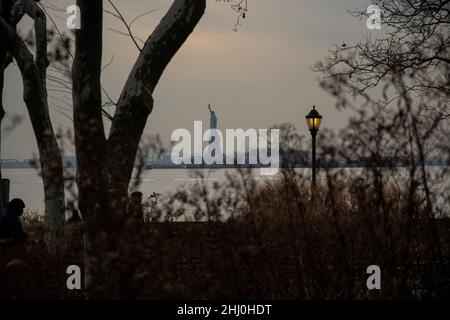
1, 169, 449, 299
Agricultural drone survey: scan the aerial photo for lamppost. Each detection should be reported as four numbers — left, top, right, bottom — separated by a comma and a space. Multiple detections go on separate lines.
305, 106, 322, 187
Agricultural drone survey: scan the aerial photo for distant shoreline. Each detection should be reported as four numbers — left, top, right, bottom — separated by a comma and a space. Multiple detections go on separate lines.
2, 154, 449, 170
1, 163, 449, 170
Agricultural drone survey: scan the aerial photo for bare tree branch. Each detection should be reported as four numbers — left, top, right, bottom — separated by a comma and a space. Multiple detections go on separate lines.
106, 0, 143, 52
0, 13, 65, 248
315, 0, 450, 117
105, 0, 206, 216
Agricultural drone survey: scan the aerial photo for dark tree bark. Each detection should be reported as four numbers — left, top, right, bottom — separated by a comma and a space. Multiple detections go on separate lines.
71, 0, 206, 288
0, 0, 65, 251
106, 0, 207, 216
72, 0, 107, 289
0, 0, 13, 214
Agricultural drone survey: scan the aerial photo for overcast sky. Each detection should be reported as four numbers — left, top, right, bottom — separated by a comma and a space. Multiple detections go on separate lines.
2, 0, 377, 159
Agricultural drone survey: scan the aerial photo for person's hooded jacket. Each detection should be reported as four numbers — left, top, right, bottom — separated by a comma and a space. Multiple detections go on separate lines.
0, 199, 27, 240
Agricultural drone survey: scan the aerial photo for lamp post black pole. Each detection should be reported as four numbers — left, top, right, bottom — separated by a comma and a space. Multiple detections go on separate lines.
311, 128, 317, 188
306, 105, 322, 189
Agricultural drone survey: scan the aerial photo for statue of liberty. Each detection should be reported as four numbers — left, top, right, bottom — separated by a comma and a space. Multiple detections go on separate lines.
208, 104, 219, 159
208, 104, 217, 131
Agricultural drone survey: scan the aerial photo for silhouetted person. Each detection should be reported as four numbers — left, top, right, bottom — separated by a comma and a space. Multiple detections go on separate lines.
127, 191, 143, 220
67, 209, 81, 224
0, 199, 28, 242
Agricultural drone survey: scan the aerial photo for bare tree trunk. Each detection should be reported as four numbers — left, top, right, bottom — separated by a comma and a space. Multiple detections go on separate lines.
106, 0, 207, 215
0, 3, 65, 251
72, 0, 108, 290
15, 42, 65, 251
72, 0, 206, 290
0, 58, 5, 215
0, 0, 12, 215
